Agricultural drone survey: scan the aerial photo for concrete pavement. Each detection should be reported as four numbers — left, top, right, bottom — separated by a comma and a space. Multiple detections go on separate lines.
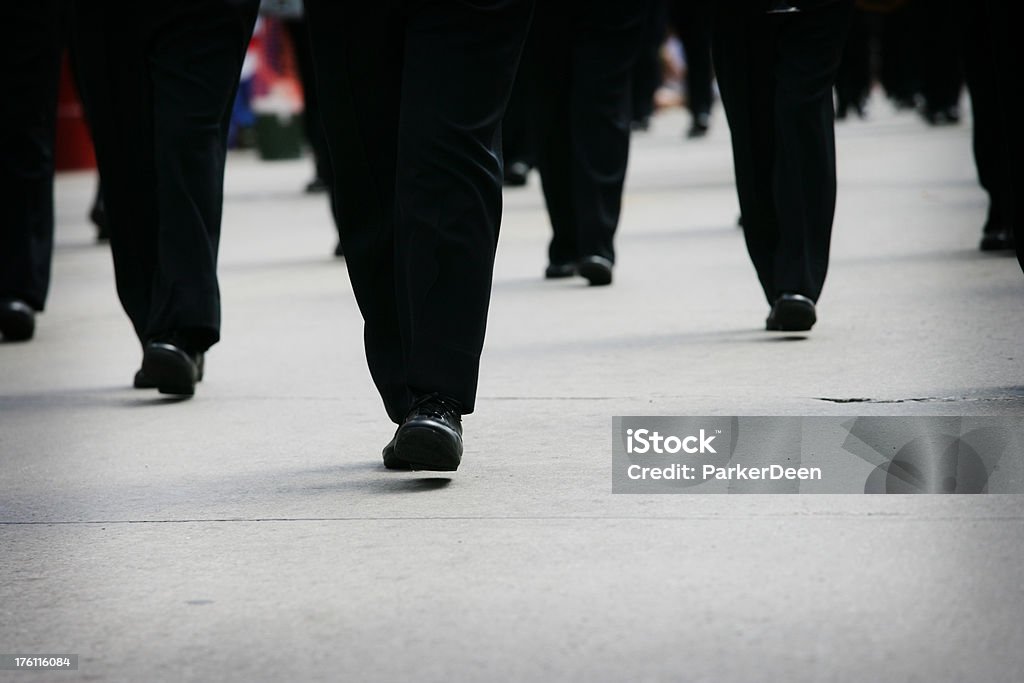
2, 98, 1023, 682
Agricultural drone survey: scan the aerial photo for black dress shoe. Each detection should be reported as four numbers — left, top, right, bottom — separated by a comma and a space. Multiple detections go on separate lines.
577, 255, 613, 286
90, 201, 109, 242
544, 262, 576, 279
0, 298, 35, 342
134, 352, 203, 390
766, 293, 816, 332
687, 112, 710, 138
390, 394, 463, 471
305, 176, 328, 194
503, 160, 531, 187
140, 341, 204, 396
980, 228, 1014, 252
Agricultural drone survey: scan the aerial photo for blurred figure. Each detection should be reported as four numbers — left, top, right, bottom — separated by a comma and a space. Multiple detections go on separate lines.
304, 1, 533, 471
501, 50, 537, 188
916, 0, 962, 125
983, 2, 1024, 271
73, 1, 259, 396
531, 0, 650, 286
631, 1, 669, 132
0, 2, 62, 342
876, 0, 920, 110
282, 16, 332, 196
834, 5, 871, 120
670, 0, 715, 137
281, 13, 344, 256
963, 2, 1014, 253
713, 0, 853, 332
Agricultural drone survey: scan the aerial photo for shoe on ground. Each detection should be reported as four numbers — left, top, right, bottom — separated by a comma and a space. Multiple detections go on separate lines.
687, 112, 710, 138
305, 176, 328, 194
140, 341, 204, 396
577, 255, 613, 286
545, 262, 576, 279
388, 394, 463, 471
0, 298, 35, 342
134, 352, 204, 390
91, 202, 109, 241
766, 293, 816, 332
980, 227, 1014, 252
503, 160, 531, 187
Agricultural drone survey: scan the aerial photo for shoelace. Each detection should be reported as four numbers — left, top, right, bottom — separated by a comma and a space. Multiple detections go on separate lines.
412, 393, 461, 422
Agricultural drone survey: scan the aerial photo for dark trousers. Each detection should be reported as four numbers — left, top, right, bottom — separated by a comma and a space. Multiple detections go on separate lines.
835, 7, 871, 116
502, 47, 538, 170
962, 2, 1013, 238
0, 2, 62, 312
303, 0, 533, 422
632, 0, 669, 124
671, 0, 714, 118
283, 19, 333, 187
917, 0, 963, 115
713, 1, 852, 304
982, 0, 1024, 271
532, 1, 648, 266
878, 4, 920, 106
72, 1, 258, 351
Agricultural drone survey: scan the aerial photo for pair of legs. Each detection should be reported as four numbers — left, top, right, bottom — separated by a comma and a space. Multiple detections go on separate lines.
304, 0, 532, 467
72, 1, 258, 392
713, 1, 852, 329
962, 1, 1015, 253
531, 0, 649, 283
0, 2, 63, 342
670, 0, 715, 136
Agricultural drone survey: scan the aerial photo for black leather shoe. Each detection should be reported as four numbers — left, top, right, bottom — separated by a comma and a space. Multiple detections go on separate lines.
305, 176, 328, 194
577, 255, 613, 286
140, 341, 204, 396
545, 262, 576, 279
392, 394, 463, 471
0, 298, 35, 342
687, 112, 710, 138
503, 160, 530, 187
766, 293, 816, 332
134, 352, 203, 390
980, 228, 1014, 252
133, 369, 157, 389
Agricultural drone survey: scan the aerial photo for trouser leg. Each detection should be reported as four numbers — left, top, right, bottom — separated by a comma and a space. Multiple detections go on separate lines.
0, 2, 61, 311
397, 0, 533, 414
770, 1, 851, 302
73, 1, 257, 350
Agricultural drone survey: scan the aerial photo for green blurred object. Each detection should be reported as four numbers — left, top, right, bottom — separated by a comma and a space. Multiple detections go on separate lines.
254, 113, 303, 160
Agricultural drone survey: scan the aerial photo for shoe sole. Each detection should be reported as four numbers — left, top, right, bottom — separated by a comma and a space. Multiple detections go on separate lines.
577, 260, 612, 286
769, 299, 816, 332
394, 423, 462, 472
141, 346, 197, 396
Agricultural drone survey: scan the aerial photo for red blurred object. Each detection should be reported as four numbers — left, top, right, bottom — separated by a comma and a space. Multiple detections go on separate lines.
54, 52, 96, 172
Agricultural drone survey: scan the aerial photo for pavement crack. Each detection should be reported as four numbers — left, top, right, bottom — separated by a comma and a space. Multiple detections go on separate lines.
815, 395, 1022, 404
